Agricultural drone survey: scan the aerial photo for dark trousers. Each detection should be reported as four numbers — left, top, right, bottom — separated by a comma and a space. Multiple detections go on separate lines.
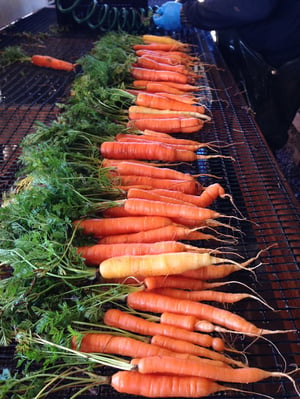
217, 30, 300, 151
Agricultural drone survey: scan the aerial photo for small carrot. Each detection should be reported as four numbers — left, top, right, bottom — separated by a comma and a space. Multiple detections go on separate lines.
31, 55, 76, 71
77, 241, 206, 265
103, 308, 224, 351
131, 67, 188, 84
73, 216, 173, 237
111, 371, 250, 398
99, 252, 236, 279
127, 291, 280, 336
98, 224, 223, 244
135, 92, 205, 114
151, 336, 245, 368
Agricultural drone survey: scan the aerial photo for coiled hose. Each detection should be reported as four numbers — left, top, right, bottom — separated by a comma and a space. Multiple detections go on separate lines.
56, 0, 158, 33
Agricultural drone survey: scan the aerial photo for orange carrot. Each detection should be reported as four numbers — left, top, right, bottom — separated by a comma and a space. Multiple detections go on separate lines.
112, 371, 242, 398
77, 241, 205, 265
151, 336, 245, 367
151, 287, 256, 304
100, 141, 204, 161
102, 205, 131, 218
143, 276, 226, 291
127, 118, 204, 133
103, 308, 224, 351
73, 216, 173, 237
98, 224, 222, 244
99, 252, 234, 279
71, 332, 182, 358
127, 291, 277, 336
123, 198, 221, 222
141, 35, 187, 47
131, 67, 188, 84
136, 56, 190, 75
133, 80, 188, 95
127, 106, 208, 121
31, 55, 76, 71
133, 43, 188, 52
118, 176, 200, 195
135, 92, 205, 114
133, 355, 297, 387
109, 159, 195, 181
127, 188, 199, 206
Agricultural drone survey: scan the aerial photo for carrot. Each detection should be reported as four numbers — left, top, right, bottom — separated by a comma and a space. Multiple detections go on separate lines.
102, 205, 131, 218
143, 276, 227, 291
151, 187, 226, 208
151, 287, 259, 304
127, 188, 200, 206
131, 67, 188, 84
117, 176, 200, 195
103, 308, 224, 351
136, 56, 190, 76
135, 92, 205, 114
99, 252, 236, 279
181, 263, 248, 280
141, 35, 187, 47
109, 159, 196, 181
112, 371, 244, 398
133, 43, 188, 52
127, 291, 279, 336
73, 216, 173, 237
31, 55, 76, 71
127, 118, 204, 133
77, 241, 206, 265
153, 92, 199, 104
123, 198, 222, 222
127, 106, 209, 121
151, 336, 245, 368
98, 224, 223, 244
100, 141, 204, 161
71, 332, 183, 358
133, 355, 298, 388
133, 81, 188, 95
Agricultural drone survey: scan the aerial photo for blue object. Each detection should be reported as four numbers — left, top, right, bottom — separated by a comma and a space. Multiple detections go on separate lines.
153, 1, 182, 31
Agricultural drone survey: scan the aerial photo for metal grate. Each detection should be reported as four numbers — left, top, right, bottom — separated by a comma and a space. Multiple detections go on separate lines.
0, 8, 300, 399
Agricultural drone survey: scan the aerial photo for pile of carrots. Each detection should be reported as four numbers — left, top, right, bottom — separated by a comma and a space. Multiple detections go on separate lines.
71, 35, 299, 398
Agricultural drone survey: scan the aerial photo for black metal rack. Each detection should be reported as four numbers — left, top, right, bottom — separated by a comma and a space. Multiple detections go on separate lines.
0, 7, 300, 399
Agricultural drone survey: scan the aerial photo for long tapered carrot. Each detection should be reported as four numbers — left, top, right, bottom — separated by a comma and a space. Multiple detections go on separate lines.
151, 335, 245, 368
136, 56, 190, 75
73, 216, 173, 237
77, 241, 206, 265
100, 141, 205, 161
127, 106, 209, 121
127, 188, 200, 206
133, 43, 189, 52
127, 118, 204, 134
133, 80, 188, 95
127, 291, 279, 336
71, 333, 182, 358
133, 356, 298, 389
135, 92, 205, 114
152, 287, 260, 305
103, 308, 224, 351
123, 198, 222, 222
98, 224, 223, 244
111, 371, 243, 398
141, 35, 187, 47
131, 67, 188, 84
107, 159, 195, 181
143, 276, 227, 291
118, 176, 200, 195
99, 252, 237, 279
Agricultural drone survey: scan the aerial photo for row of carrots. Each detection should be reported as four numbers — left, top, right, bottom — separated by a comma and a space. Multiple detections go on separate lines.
71, 35, 298, 397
